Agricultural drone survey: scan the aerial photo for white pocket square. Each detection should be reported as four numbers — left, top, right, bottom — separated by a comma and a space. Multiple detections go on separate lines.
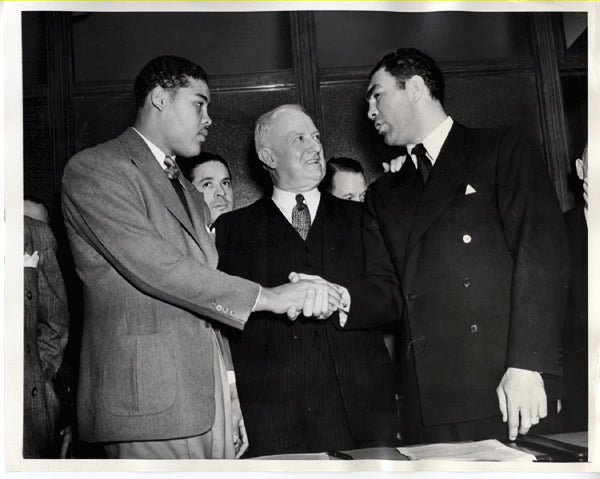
465, 184, 477, 195
24, 251, 39, 268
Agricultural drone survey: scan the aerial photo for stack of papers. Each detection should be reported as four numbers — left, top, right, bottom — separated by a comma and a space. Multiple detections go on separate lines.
398, 439, 536, 462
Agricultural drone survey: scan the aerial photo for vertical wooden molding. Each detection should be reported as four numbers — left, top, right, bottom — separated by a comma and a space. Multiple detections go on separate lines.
530, 13, 573, 211
46, 12, 75, 189
290, 11, 323, 130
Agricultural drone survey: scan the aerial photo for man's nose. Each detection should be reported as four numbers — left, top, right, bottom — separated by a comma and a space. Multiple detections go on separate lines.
367, 101, 377, 121
214, 183, 224, 196
202, 111, 212, 127
310, 136, 322, 152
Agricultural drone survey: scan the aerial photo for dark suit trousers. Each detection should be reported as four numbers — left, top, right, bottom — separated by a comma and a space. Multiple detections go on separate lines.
244, 321, 357, 457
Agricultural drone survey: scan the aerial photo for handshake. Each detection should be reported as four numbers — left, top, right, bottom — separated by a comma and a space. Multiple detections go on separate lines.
255, 272, 349, 321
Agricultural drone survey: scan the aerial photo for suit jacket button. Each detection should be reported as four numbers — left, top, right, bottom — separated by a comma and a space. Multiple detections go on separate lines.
470, 324, 478, 333
463, 278, 471, 288
462, 234, 472, 244
26, 291, 33, 300
31, 387, 38, 396
408, 293, 416, 301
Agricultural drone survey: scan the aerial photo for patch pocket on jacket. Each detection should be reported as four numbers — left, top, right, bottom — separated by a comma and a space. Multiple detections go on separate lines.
135, 334, 177, 414
103, 334, 177, 416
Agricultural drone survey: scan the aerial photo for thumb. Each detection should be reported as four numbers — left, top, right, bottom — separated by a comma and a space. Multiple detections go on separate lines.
287, 306, 299, 321
288, 271, 300, 283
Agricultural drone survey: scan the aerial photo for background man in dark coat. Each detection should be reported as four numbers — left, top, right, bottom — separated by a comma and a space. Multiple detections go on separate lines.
215, 104, 397, 457
23, 211, 70, 458
342, 48, 569, 444
561, 144, 588, 431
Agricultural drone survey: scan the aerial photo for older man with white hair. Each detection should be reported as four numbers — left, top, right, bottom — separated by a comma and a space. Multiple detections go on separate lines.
215, 104, 398, 458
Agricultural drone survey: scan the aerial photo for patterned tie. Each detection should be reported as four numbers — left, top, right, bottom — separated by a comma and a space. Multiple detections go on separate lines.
412, 143, 432, 184
163, 156, 191, 220
163, 156, 181, 180
292, 194, 311, 240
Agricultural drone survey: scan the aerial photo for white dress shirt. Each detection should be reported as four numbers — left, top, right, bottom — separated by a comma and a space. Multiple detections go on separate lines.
406, 115, 454, 167
132, 127, 174, 169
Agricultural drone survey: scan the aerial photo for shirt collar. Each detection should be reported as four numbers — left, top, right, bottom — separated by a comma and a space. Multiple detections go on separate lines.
406, 116, 453, 166
272, 186, 321, 224
132, 127, 174, 170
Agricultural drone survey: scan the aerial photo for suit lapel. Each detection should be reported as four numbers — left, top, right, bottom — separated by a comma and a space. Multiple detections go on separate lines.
407, 123, 476, 252
380, 159, 423, 233
183, 177, 219, 268
118, 128, 205, 252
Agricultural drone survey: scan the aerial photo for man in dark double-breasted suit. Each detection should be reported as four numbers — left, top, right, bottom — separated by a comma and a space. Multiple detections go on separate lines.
343, 48, 570, 444
215, 105, 397, 457
62, 57, 340, 459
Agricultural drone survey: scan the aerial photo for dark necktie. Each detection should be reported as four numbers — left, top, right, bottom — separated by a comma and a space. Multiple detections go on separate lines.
412, 143, 432, 184
163, 156, 192, 220
292, 194, 311, 240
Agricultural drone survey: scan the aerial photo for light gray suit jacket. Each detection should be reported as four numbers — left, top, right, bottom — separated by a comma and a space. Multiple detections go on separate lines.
62, 128, 260, 442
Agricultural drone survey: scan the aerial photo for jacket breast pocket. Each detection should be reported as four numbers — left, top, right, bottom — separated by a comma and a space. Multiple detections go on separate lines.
102, 334, 178, 416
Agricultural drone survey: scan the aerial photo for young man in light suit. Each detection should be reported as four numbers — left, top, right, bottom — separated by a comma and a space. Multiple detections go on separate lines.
62, 56, 340, 459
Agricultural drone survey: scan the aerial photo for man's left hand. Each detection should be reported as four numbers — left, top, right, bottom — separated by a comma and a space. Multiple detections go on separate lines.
230, 382, 249, 458
496, 367, 547, 441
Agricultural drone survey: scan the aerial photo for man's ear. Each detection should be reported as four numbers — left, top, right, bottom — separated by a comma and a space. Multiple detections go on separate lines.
258, 147, 277, 169
406, 75, 426, 102
149, 86, 169, 112
575, 158, 584, 181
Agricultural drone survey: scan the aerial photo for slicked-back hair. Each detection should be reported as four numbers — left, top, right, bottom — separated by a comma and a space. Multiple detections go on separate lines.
179, 152, 232, 183
320, 157, 366, 193
134, 55, 208, 110
254, 104, 306, 153
370, 48, 445, 104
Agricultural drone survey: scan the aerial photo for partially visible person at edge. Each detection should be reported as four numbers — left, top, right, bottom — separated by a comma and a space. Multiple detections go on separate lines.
561, 143, 588, 432
24, 198, 71, 458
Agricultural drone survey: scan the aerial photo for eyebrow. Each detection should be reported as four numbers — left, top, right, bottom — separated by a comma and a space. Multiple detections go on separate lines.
194, 93, 210, 104
365, 84, 377, 101
196, 174, 231, 182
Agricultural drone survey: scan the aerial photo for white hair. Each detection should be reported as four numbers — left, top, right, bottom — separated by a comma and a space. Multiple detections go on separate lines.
254, 104, 306, 153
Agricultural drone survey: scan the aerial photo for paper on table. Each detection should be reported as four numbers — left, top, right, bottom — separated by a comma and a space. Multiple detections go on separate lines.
253, 452, 331, 460
397, 439, 536, 462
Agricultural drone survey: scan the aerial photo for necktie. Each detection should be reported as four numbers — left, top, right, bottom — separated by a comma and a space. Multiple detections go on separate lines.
163, 156, 192, 220
412, 143, 432, 184
292, 194, 311, 240
164, 156, 181, 180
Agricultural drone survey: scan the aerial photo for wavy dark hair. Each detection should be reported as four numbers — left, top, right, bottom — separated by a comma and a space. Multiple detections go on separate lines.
134, 55, 208, 109
370, 48, 445, 104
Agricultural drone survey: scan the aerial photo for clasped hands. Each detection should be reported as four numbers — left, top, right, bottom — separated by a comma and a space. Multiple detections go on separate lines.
261, 272, 347, 321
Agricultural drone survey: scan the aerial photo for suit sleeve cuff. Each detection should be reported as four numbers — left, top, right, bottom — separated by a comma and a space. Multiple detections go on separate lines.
338, 287, 351, 327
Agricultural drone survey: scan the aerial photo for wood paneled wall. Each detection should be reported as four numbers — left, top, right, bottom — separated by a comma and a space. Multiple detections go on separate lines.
22, 10, 587, 217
